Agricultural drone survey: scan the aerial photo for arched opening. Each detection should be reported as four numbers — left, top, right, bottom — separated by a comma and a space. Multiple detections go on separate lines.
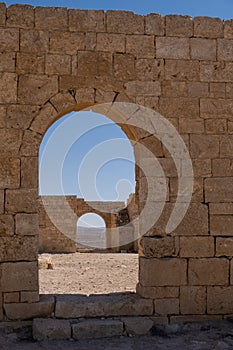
77, 213, 106, 250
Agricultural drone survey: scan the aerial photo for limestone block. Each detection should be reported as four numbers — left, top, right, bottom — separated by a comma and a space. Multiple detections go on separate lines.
7, 105, 39, 129
216, 238, 233, 257
136, 59, 164, 81
201, 99, 233, 119
210, 82, 226, 98
194, 17, 223, 38
107, 11, 144, 34
170, 315, 222, 323
165, 59, 200, 81
209, 203, 233, 215
207, 287, 233, 314
0, 106, 6, 128
126, 35, 155, 58
205, 177, 233, 203
180, 287, 206, 315
122, 317, 153, 335
170, 177, 204, 203
0, 215, 14, 236
125, 81, 161, 97
20, 130, 41, 157
75, 88, 95, 104
218, 39, 233, 61
6, 189, 37, 213
190, 135, 219, 158
16, 53, 44, 75
188, 258, 229, 286
162, 81, 187, 97
78, 51, 112, 76
0, 236, 38, 261
206, 119, 227, 134
50, 32, 85, 54
190, 159, 211, 178
0, 3, 6, 26
187, 82, 209, 97
4, 292, 20, 303
45, 54, 71, 75
1, 261, 38, 292
139, 257, 187, 286
200, 62, 233, 82
20, 29, 49, 53
224, 20, 233, 38
159, 97, 199, 118
210, 215, 233, 236
179, 118, 204, 134
21, 292, 39, 303
33, 318, 71, 340
4, 295, 54, 320
30, 103, 57, 135
72, 319, 123, 339
140, 237, 176, 258
0, 129, 22, 157
166, 15, 193, 37
21, 157, 38, 189
0, 191, 4, 214
156, 37, 189, 59
114, 53, 135, 80
0, 158, 20, 189
85, 32, 96, 51
97, 33, 125, 53
154, 298, 179, 315
35, 7, 67, 30
145, 14, 164, 35
220, 136, 233, 158
190, 38, 216, 60
69, 9, 105, 32
212, 159, 233, 177
50, 91, 76, 113
0, 52, 15, 72
226, 83, 233, 98
18, 75, 58, 105
55, 294, 153, 318
136, 284, 179, 299
0, 28, 19, 51
180, 237, 214, 258
0, 73, 17, 103
7, 5, 34, 28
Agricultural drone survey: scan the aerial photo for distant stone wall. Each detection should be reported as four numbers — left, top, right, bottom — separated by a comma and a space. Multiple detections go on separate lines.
0, 3, 233, 323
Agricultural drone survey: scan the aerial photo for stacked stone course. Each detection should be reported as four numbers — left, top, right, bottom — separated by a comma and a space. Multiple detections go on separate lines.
0, 3, 233, 325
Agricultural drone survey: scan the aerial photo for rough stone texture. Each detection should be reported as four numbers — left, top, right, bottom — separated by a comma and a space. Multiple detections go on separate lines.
216, 238, 233, 257
189, 259, 229, 286
5, 189, 37, 213
154, 298, 179, 315
0, 236, 37, 261
33, 318, 71, 340
107, 11, 144, 34
180, 237, 214, 258
194, 17, 223, 38
0, 158, 20, 189
15, 214, 38, 236
165, 15, 193, 37
180, 287, 206, 315
140, 237, 176, 258
121, 317, 153, 335
156, 37, 189, 59
72, 319, 124, 339
207, 287, 233, 314
205, 178, 233, 202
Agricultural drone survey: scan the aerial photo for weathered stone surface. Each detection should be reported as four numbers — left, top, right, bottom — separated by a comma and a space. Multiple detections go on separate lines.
7, 5, 34, 28
45, 54, 71, 75
190, 38, 216, 60
207, 287, 233, 314
206, 119, 227, 134
165, 59, 200, 81
216, 238, 233, 257
156, 37, 189, 59
20, 130, 41, 157
162, 81, 187, 97
0, 3, 6, 26
30, 103, 57, 135
139, 258, 187, 286
194, 17, 223, 38
49, 91, 76, 113
188, 258, 229, 286
0, 73, 17, 103
126, 35, 155, 58
154, 299, 179, 316
107, 11, 144, 34
190, 135, 219, 158
0, 52, 15, 72
72, 319, 123, 339
21, 157, 38, 189
0, 28, 19, 51
114, 53, 135, 80
218, 39, 233, 61
159, 97, 199, 118
78, 51, 112, 76
0, 129, 22, 156
4, 292, 20, 303
0, 158, 20, 189
145, 14, 164, 35
69, 9, 105, 32
125, 81, 161, 96
33, 318, 71, 340
35, 7, 67, 30
205, 177, 233, 202
18, 75, 58, 105
0, 191, 4, 215
6, 105, 39, 129
136, 59, 164, 81
6, 189, 37, 213
0, 106, 6, 128
21, 291, 39, 303
180, 287, 206, 315
201, 99, 233, 119
165, 15, 193, 37
209, 82, 226, 98
200, 62, 233, 82
20, 29, 49, 53
1, 261, 38, 292
224, 20, 233, 38
209, 203, 233, 215
97, 33, 125, 53
55, 294, 153, 318
0, 236, 37, 261
180, 237, 214, 258
50, 32, 85, 54
136, 284, 179, 299
212, 159, 233, 177
0, 215, 14, 236
210, 215, 233, 236
4, 295, 54, 320
179, 118, 204, 134
220, 136, 233, 158
140, 237, 176, 258
122, 317, 153, 335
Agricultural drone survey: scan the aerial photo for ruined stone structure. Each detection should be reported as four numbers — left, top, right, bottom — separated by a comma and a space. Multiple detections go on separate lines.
39, 196, 134, 252
1, 3, 233, 333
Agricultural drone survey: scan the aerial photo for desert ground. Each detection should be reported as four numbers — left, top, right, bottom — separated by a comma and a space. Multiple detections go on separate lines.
39, 252, 138, 295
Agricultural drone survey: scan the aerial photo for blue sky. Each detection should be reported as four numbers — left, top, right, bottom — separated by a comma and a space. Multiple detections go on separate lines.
5, 0, 233, 19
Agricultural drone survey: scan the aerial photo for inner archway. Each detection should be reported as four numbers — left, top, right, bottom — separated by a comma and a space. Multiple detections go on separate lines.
77, 213, 106, 250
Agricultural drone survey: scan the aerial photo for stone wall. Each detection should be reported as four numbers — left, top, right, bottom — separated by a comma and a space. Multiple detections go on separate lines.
0, 3, 233, 323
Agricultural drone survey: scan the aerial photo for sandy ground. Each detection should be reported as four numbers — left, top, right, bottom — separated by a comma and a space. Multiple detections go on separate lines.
39, 253, 138, 295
